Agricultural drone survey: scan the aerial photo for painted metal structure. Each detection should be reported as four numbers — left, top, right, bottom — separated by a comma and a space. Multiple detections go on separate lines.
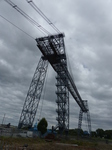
78, 100, 91, 134
18, 33, 91, 133
4, 0, 91, 134
18, 56, 48, 129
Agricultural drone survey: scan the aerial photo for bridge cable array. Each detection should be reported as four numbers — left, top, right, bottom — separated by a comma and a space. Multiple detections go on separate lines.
4, 0, 51, 35
4, 0, 61, 36
38, 63, 49, 121
26, 0, 61, 34
0, 14, 35, 40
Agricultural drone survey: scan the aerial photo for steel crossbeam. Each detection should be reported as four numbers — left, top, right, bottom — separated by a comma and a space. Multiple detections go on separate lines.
36, 33, 87, 112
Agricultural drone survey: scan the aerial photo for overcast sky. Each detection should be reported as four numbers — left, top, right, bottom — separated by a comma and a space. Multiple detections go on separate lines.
0, 0, 112, 131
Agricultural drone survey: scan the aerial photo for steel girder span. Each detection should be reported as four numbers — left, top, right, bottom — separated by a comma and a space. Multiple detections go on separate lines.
35, 33, 87, 112
18, 33, 91, 131
35, 33, 90, 131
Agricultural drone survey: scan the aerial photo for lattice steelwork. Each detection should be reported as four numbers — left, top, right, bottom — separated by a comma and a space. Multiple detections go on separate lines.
78, 109, 83, 130
35, 34, 87, 111
78, 100, 91, 135
35, 33, 89, 132
5, 0, 91, 132
18, 33, 91, 130
85, 101, 91, 134
56, 73, 69, 132
18, 56, 48, 129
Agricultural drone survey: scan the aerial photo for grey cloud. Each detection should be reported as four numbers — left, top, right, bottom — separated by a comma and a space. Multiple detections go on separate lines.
0, 0, 112, 131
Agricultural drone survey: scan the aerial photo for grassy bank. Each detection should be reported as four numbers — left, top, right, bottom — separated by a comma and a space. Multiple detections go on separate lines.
0, 136, 112, 150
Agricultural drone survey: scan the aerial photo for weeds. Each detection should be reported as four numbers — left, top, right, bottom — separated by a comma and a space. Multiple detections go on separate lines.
0, 136, 112, 150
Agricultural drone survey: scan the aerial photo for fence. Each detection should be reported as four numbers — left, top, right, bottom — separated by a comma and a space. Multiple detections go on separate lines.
0, 128, 37, 138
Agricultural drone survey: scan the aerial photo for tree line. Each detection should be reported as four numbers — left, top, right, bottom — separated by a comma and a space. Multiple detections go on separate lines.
91, 129, 112, 139
68, 128, 112, 139
22, 117, 112, 139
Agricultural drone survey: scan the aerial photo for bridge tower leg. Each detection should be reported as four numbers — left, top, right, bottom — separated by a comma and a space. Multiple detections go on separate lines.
78, 100, 91, 135
78, 108, 83, 135
18, 56, 48, 129
85, 101, 91, 135
56, 71, 69, 133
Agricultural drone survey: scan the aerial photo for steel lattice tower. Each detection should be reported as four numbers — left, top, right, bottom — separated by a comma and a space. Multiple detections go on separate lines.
56, 65, 69, 132
36, 33, 71, 132
18, 56, 48, 129
78, 100, 91, 135
18, 33, 91, 133
5, 0, 91, 133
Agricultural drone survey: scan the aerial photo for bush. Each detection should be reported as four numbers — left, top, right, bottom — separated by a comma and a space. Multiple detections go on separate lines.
37, 118, 48, 135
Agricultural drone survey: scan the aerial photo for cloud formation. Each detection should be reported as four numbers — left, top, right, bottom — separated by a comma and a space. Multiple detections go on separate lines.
0, 0, 112, 131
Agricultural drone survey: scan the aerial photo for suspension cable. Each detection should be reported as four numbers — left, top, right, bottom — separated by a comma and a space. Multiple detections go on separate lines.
38, 63, 49, 121
65, 45, 75, 81
84, 113, 88, 131
4, 0, 51, 35
0, 14, 35, 40
26, 0, 61, 34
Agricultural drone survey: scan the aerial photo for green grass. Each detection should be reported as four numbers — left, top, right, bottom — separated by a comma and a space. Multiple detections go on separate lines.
0, 136, 112, 150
